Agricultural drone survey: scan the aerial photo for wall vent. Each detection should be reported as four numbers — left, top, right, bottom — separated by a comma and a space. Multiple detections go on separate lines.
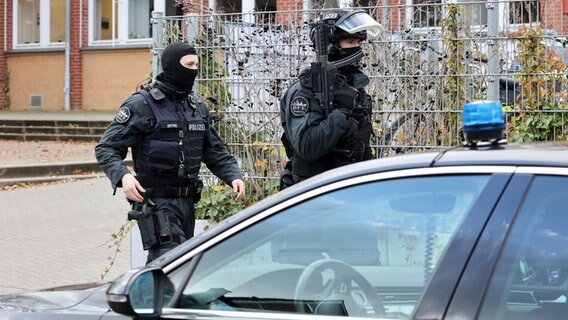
30, 95, 43, 109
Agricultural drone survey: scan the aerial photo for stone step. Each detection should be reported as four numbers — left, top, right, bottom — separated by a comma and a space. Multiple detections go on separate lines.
0, 119, 110, 128
0, 125, 107, 135
0, 133, 102, 142
0, 119, 109, 142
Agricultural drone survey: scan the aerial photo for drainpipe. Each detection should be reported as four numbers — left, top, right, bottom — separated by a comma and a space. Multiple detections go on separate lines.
64, 0, 71, 111
152, 11, 164, 82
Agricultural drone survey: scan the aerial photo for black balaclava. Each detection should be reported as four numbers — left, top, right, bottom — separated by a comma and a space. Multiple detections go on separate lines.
329, 46, 364, 68
160, 42, 198, 92
329, 45, 368, 89
328, 27, 366, 68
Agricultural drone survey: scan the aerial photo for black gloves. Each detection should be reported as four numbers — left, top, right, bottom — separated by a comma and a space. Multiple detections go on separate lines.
332, 81, 360, 117
351, 94, 372, 122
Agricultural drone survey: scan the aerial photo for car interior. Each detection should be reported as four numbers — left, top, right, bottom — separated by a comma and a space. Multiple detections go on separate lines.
501, 192, 568, 319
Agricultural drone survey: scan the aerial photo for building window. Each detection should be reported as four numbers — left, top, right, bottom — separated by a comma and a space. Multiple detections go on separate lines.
128, 0, 153, 39
216, 0, 242, 21
15, 0, 67, 47
93, 0, 117, 41
354, 0, 379, 15
410, 0, 538, 30
91, 0, 177, 45
509, 0, 540, 24
50, 0, 65, 42
256, 0, 276, 24
412, 0, 442, 28
17, 0, 39, 44
463, 0, 487, 26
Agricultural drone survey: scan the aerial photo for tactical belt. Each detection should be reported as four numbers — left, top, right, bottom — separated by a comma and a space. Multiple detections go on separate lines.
145, 186, 196, 198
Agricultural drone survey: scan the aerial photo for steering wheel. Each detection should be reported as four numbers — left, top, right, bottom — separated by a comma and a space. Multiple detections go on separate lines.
294, 259, 386, 317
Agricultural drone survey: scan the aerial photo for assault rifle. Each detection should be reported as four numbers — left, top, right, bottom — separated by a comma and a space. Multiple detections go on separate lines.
310, 16, 339, 111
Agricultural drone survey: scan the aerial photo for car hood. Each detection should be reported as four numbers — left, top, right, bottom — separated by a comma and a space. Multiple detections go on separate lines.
0, 282, 111, 313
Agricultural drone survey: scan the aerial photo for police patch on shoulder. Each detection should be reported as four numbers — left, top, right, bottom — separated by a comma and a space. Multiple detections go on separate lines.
115, 106, 131, 124
290, 96, 309, 116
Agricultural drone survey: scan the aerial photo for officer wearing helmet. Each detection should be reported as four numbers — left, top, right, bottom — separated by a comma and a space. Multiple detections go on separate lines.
95, 42, 245, 263
279, 9, 383, 189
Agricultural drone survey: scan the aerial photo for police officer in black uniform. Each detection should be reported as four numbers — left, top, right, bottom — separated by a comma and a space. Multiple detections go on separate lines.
279, 10, 383, 189
96, 42, 245, 263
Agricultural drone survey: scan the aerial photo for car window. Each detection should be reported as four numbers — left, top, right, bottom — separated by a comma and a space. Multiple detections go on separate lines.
479, 176, 568, 320
175, 175, 490, 318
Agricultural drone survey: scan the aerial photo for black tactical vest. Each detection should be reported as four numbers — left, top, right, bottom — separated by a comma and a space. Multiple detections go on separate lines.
135, 88, 206, 187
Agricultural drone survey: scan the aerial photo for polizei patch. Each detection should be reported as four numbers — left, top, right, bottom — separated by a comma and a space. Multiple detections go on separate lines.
115, 106, 131, 123
290, 96, 309, 116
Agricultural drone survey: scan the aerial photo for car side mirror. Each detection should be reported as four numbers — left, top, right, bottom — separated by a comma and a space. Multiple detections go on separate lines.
106, 267, 169, 318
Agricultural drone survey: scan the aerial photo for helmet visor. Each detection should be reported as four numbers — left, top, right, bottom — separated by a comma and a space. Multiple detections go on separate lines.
335, 11, 384, 38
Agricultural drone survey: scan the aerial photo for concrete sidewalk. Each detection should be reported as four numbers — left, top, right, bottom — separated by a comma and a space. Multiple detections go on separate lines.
0, 176, 132, 294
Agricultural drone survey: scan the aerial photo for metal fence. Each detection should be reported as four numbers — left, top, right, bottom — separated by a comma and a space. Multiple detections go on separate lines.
150, 1, 568, 190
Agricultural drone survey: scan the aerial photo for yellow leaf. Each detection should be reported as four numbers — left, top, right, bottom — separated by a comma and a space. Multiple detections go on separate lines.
212, 185, 225, 192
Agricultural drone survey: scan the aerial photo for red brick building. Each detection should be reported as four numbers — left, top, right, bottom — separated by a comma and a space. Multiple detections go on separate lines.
0, 0, 565, 111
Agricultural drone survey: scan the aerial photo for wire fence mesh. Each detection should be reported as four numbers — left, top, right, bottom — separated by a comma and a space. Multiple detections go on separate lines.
151, 1, 568, 190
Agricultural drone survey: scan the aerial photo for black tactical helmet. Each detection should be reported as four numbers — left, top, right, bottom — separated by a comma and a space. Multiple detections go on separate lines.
312, 9, 383, 45
310, 10, 382, 67
327, 10, 368, 43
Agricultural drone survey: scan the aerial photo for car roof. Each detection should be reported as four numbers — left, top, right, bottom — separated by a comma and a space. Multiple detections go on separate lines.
318, 141, 568, 181
150, 140, 568, 268
434, 141, 568, 167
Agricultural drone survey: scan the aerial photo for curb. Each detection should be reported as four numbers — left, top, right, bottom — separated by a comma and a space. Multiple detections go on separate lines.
0, 161, 102, 179
0, 173, 107, 187
0, 160, 133, 187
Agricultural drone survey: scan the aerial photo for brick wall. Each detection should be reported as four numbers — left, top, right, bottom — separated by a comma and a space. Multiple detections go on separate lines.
69, 0, 87, 110
82, 49, 151, 111
383, 0, 406, 33
0, 0, 10, 109
7, 52, 65, 110
180, 0, 202, 14
276, 0, 304, 25
540, 0, 567, 34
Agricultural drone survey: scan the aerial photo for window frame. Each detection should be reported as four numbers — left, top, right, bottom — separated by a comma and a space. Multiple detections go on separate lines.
406, 0, 541, 32
88, 0, 168, 46
407, 0, 444, 30
502, 0, 541, 33
13, 0, 66, 49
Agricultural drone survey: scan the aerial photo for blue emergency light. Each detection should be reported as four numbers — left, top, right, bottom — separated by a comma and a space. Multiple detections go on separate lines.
462, 100, 505, 145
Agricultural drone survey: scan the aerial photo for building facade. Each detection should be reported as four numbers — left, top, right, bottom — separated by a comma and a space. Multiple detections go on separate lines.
0, 0, 565, 111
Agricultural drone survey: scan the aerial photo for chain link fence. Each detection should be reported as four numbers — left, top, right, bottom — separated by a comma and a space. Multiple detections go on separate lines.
150, 1, 568, 190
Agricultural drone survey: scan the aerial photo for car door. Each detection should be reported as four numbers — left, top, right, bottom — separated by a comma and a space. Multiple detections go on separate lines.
445, 167, 568, 320
159, 167, 514, 320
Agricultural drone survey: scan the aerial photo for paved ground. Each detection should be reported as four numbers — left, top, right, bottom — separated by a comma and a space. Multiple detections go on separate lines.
0, 111, 135, 295
0, 140, 97, 166
0, 177, 132, 294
